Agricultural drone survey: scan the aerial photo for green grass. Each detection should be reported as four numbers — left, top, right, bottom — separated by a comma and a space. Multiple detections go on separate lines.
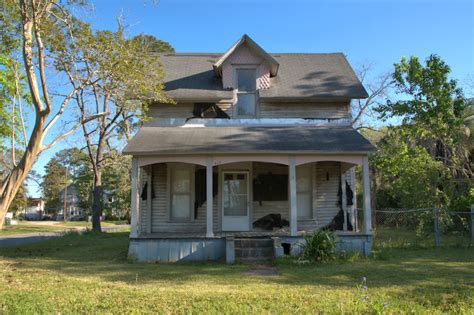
0, 221, 128, 236
0, 231, 473, 313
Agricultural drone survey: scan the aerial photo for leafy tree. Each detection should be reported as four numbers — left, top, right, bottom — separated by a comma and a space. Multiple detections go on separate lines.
42, 148, 90, 214
375, 55, 472, 212
54, 22, 170, 231
132, 34, 174, 53
0, 0, 106, 229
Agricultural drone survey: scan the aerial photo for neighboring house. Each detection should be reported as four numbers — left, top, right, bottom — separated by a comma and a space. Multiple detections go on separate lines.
22, 197, 45, 220
58, 185, 84, 218
124, 35, 375, 263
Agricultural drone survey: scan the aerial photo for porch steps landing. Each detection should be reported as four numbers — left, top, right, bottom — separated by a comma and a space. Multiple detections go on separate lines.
234, 237, 274, 262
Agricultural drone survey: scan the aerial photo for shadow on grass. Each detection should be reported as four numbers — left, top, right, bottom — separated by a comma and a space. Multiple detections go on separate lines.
0, 230, 473, 300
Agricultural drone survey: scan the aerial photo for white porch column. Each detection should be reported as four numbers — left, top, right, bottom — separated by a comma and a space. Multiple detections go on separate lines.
130, 157, 139, 238
146, 165, 152, 234
206, 157, 214, 237
341, 167, 348, 231
289, 156, 297, 236
362, 156, 372, 234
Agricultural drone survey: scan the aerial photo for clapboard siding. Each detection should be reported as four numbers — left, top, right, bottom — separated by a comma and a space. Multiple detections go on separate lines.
314, 162, 341, 228
139, 162, 355, 234
148, 101, 233, 119
259, 101, 350, 119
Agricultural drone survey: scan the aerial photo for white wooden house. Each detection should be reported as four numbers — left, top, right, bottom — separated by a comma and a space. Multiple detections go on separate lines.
124, 35, 375, 263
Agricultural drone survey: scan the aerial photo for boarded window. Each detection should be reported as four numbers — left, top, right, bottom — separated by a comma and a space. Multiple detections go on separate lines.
253, 174, 288, 202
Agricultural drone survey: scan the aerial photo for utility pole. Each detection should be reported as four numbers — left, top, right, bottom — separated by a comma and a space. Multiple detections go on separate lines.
63, 168, 68, 222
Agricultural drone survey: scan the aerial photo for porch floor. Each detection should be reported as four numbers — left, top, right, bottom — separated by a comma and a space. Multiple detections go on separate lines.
134, 229, 365, 239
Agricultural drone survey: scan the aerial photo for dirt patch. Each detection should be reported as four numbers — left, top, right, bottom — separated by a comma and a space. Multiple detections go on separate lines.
244, 265, 279, 276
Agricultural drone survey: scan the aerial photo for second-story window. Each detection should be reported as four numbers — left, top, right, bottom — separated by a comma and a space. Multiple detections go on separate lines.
235, 68, 257, 117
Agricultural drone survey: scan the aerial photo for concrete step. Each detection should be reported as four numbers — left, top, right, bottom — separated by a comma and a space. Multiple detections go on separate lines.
234, 238, 275, 261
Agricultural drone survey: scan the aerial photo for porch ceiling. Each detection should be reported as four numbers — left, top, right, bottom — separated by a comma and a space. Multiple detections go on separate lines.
123, 125, 375, 155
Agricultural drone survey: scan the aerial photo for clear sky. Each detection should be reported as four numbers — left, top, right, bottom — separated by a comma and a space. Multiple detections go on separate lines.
27, 0, 474, 196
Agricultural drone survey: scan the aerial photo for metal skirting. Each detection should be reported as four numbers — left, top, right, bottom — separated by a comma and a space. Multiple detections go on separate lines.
128, 234, 372, 263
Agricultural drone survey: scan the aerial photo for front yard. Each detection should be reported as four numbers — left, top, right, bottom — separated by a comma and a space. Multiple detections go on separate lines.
0, 231, 472, 313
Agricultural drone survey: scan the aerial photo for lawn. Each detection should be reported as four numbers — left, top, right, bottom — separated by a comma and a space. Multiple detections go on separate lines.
0, 231, 472, 313
0, 220, 128, 236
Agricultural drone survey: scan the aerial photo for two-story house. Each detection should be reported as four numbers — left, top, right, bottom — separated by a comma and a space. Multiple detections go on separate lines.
124, 35, 375, 263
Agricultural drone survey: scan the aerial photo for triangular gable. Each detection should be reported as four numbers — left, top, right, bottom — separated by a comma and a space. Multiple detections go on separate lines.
213, 34, 279, 77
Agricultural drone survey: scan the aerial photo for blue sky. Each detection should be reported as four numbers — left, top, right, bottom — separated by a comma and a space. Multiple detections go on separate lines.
27, 0, 473, 196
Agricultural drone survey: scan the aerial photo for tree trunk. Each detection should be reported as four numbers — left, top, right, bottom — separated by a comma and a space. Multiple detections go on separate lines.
91, 169, 102, 232
0, 116, 45, 229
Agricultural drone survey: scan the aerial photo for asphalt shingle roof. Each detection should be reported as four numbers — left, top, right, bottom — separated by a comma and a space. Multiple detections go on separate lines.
158, 53, 368, 101
123, 126, 375, 155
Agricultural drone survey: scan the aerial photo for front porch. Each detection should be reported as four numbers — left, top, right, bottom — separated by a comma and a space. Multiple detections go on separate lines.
128, 155, 373, 262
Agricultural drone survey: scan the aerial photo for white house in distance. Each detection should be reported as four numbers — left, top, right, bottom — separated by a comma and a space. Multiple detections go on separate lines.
123, 35, 375, 263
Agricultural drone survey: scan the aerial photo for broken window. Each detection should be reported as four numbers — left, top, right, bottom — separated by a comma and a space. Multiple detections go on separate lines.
253, 173, 288, 202
188, 103, 230, 120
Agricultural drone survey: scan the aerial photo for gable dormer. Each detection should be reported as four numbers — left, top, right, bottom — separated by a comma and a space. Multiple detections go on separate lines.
213, 34, 279, 90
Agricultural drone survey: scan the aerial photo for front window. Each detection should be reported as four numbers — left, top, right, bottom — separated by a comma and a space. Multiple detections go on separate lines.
235, 68, 257, 117
170, 166, 193, 220
297, 165, 313, 219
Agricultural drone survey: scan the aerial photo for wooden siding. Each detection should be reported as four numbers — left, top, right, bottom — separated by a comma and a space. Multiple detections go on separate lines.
313, 162, 341, 228
259, 101, 350, 119
139, 162, 353, 234
148, 100, 349, 120
148, 101, 233, 119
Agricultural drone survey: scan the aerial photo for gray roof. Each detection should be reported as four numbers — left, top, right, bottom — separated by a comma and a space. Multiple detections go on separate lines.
158, 53, 368, 101
123, 126, 375, 155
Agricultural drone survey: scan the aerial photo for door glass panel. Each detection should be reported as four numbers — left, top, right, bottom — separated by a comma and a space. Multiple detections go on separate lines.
171, 195, 190, 219
223, 173, 248, 217
237, 69, 256, 92
236, 93, 256, 116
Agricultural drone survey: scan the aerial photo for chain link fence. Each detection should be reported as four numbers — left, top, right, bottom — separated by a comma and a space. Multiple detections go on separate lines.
369, 207, 473, 249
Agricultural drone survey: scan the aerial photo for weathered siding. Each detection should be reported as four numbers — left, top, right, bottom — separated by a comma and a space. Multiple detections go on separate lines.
313, 162, 341, 228
139, 161, 353, 234
259, 101, 350, 119
148, 101, 234, 119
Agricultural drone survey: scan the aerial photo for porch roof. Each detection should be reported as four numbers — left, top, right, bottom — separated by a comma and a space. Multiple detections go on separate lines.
123, 125, 376, 155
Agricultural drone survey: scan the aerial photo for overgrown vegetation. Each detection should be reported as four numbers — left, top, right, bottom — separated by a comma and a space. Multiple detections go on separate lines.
298, 230, 337, 262
0, 232, 472, 313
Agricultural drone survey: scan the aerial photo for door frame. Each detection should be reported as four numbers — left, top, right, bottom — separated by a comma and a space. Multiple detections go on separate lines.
221, 170, 251, 231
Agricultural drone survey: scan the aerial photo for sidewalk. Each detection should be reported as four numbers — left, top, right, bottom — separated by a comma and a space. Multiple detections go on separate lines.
0, 225, 129, 247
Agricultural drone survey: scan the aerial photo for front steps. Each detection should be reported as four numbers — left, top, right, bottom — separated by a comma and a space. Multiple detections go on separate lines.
234, 237, 274, 262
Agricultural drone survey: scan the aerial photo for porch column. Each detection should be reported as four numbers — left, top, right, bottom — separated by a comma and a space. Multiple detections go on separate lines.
206, 157, 214, 237
362, 156, 372, 234
130, 157, 139, 238
146, 165, 152, 234
289, 156, 297, 236
341, 167, 348, 231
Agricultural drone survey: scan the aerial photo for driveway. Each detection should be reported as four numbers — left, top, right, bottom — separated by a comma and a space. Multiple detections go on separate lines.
0, 225, 129, 247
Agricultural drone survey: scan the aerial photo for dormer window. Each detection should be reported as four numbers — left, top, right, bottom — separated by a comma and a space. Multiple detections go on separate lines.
235, 68, 257, 117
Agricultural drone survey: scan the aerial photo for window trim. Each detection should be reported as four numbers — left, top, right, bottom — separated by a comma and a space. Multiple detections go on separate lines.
233, 66, 259, 118
167, 163, 195, 222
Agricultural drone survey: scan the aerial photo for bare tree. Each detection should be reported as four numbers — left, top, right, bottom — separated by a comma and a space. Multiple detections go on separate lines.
351, 63, 393, 129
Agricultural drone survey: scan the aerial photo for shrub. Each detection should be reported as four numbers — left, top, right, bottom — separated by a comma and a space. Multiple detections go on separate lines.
298, 230, 336, 262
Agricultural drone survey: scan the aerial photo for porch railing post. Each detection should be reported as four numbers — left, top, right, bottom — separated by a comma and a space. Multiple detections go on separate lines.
289, 156, 297, 236
206, 157, 214, 237
130, 157, 139, 238
146, 165, 152, 234
362, 156, 372, 234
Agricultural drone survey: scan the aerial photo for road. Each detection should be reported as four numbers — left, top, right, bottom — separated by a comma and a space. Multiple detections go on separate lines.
0, 225, 129, 247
